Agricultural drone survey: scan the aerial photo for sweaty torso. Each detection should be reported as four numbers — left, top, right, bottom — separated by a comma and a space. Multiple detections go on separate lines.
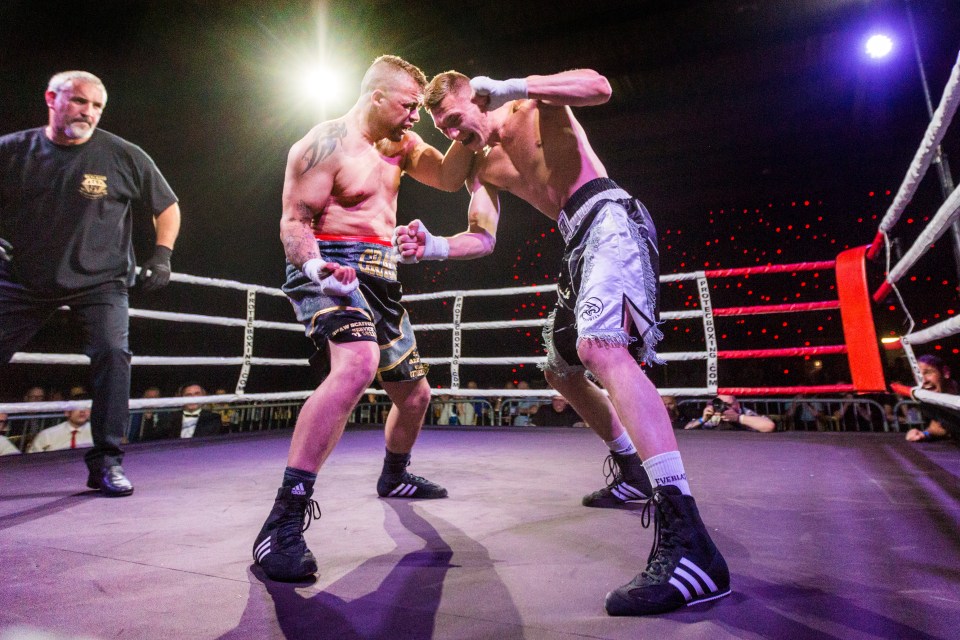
475, 101, 607, 219
296, 120, 411, 238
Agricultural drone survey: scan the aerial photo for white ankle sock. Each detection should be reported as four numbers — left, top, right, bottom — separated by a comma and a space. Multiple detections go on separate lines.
605, 432, 637, 456
643, 451, 691, 495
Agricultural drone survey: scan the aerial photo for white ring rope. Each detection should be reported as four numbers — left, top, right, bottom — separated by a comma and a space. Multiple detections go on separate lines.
871, 49, 960, 395
878, 50, 960, 235
911, 386, 960, 412
128, 308, 301, 332
404, 283, 558, 301
901, 314, 960, 346
7, 255, 838, 415
884, 180, 960, 290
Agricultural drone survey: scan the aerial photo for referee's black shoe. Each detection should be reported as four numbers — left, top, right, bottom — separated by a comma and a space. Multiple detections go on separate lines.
86, 465, 134, 497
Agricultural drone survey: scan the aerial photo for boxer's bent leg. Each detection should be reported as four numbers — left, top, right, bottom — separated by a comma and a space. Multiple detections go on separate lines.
542, 306, 649, 506
381, 377, 432, 454
254, 339, 377, 582
74, 285, 131, 473
376, 377, 446, 499
543, 368, 622, 442
576, 341, 677, 461
287, 339, 379, 472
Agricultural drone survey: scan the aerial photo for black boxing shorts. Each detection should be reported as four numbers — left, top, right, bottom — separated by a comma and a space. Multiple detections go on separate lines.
283, 236, 427, 383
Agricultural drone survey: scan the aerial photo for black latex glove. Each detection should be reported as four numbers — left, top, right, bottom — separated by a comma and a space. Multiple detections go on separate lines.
138, 245, 173, 292
0, 238, 11, 263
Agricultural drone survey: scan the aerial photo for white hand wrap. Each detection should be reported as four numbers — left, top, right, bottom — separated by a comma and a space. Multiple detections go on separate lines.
392, 220, 449, 263
302, 257, 359, 296
470, 76, 528, 110
418, 221, 450, 261
391, 226, 420, 265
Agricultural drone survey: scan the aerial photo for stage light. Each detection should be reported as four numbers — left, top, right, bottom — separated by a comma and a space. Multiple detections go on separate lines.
865, 33, 893, 59
295, 65, 344, 107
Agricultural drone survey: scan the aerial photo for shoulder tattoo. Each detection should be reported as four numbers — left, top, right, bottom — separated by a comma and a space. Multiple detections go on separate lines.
301, 122, 347, 175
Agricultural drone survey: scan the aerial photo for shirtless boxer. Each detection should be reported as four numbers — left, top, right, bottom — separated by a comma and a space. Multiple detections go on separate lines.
393, 69, 729, 615
252, 56, 474, 582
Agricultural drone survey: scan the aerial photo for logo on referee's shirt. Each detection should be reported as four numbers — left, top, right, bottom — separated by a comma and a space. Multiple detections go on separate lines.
79, 174, 108, 200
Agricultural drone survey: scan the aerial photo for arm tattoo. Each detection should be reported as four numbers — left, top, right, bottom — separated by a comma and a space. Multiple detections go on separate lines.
281, 201, 320, 267
301, 122, 346, 175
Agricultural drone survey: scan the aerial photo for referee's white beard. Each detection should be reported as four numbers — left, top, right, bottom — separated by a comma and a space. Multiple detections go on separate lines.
64, 121, 95, 140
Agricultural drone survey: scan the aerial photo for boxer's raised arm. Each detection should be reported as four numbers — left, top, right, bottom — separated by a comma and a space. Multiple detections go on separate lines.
446, 181, 500, 259
404, 132, 475, 192
473, 69, 611, 109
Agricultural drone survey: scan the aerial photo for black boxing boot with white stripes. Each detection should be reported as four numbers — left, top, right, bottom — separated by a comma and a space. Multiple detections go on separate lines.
605, 485, 730, 616
377, 449, 448, 499
252, 484, 321, 581
582, 451, 652, 508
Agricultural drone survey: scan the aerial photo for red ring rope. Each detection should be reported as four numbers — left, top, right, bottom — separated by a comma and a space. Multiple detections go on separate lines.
718, 345, 847, 359
712, 300, 839, 316
705, 261, 835, 278
718, 384, 856, 396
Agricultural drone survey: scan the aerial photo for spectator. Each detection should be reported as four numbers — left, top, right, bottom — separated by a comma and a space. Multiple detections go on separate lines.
1, 70, 181, 496
212, 387, 240, 432
510, 380, 539, 426
490, 380, 514, 425
19, 386, 51, 444
906, 354, 960, 442
661, 395, 689, 429
146, 384, 221, 440
684, 394, 775, 433
28, 403, 93, 452
0, 411, 20, 455
128, 387, 161, 442
833, 392, 879, 431
464, 380, 487, 425
531, 395, 585, 427
786, 394, 825, 431
435, 393, 475, 426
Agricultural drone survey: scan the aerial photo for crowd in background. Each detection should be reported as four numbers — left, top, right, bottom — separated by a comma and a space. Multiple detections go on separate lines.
3, 361, 958, 456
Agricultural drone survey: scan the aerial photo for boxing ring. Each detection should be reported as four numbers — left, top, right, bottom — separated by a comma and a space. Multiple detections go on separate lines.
2, 50, 960, 640
0, 256, 890, 416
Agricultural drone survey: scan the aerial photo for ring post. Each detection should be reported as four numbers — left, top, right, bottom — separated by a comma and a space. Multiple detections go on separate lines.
835, 246, 886, 392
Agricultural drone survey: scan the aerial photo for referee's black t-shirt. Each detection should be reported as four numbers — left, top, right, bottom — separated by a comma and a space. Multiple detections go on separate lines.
0, 127, 177, 293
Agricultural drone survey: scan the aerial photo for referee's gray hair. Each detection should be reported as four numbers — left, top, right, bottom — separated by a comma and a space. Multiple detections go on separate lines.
47, 71, 107, 99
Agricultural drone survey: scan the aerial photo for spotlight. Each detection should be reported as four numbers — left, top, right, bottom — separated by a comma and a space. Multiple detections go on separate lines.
865, 34, 894, 59
295, 65, 344, 107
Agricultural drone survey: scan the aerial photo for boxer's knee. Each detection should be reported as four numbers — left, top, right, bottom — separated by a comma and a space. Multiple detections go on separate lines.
328, 341, 379, 395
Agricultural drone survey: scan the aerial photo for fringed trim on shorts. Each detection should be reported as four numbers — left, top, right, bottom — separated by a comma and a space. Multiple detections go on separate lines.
537, 360, 587, 378
639, 322, 666, 366
578, 331, 636, 348
628, 206, 666, 366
